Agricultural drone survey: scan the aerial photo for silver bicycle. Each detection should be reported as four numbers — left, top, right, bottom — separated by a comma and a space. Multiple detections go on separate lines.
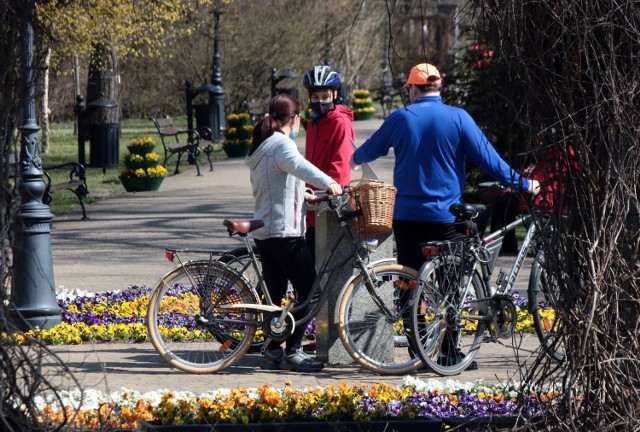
407, 201, 559, 376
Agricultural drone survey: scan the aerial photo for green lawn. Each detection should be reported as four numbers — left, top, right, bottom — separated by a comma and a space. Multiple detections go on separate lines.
35, 116, 225, 216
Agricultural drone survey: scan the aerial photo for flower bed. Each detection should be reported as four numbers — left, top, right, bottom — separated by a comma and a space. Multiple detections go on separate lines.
34, 379, 555, 430
3, 287, 558, 430
1, 286, 537, 346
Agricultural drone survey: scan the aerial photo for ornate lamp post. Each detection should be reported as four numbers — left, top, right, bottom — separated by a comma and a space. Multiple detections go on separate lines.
209, 0, 225, 141
11, 3, 60, 330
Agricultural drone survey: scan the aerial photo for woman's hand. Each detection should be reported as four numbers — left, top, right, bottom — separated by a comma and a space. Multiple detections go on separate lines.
327, 182, 343, 197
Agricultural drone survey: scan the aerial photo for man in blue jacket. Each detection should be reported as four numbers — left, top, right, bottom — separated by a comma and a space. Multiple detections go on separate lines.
351, 63, 540, 370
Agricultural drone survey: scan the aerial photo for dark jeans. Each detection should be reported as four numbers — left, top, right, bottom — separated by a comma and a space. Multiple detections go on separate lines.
393, 219, 466, 357
392, 220, 466, 271
254, 236, 317, 353
305, 226, 316, 264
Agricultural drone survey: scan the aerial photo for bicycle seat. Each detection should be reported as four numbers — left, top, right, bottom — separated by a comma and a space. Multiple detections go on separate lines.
223, 219, 264, 234
449, 203, 486, 220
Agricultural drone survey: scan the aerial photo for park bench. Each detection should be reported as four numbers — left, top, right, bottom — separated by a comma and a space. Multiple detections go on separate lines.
243, 99, 267, 125
150, 116, 213, 176
7, 155, 89, 220
43, 162, 89, 220
372, 85, 402, 119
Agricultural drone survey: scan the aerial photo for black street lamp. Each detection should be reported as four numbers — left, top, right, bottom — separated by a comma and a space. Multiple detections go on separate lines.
209, 0, 225, 141
186, 0, 225, 143
11, 4, 60, 331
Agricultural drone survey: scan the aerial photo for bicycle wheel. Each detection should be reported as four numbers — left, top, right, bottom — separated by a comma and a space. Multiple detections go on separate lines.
147, 260, 259, 373
529, 249, 565, 362
408, 255, 486, 376
337, 264, 423, 375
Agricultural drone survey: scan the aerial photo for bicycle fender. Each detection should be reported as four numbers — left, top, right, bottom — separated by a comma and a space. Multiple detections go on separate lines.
217, 303, 279, 312
417, 259, 440, 285
342, 257, 397, 286
157, 259, 212, 281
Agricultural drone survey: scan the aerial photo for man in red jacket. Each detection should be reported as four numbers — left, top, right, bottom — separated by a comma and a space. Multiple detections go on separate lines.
303, 65, 355, 261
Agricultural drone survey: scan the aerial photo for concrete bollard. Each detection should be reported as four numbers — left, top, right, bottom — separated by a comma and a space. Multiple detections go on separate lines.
313, 209, 395, 364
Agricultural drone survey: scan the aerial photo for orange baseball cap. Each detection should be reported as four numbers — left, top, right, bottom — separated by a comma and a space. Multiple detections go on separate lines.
403, 63, 442, 88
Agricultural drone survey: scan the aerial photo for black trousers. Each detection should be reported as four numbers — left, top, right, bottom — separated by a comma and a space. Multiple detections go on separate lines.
392, 220, 465, 271
254, 236, 317, 353
393, 219, 466, 357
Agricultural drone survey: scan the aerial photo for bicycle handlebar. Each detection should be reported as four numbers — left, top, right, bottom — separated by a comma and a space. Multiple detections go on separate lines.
305, 186, 351, 205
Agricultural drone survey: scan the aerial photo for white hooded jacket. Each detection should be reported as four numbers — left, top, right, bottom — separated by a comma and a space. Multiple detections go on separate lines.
245, 131, 334, 240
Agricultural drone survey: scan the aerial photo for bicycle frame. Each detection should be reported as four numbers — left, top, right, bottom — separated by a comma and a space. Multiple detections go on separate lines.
179, 195, 397, 344
480, 212, 538, 295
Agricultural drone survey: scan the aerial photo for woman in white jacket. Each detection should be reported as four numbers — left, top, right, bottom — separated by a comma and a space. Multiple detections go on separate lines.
245, 94, 341, 372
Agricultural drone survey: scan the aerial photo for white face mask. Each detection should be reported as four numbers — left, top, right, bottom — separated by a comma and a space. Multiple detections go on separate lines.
289, 128, 300, 139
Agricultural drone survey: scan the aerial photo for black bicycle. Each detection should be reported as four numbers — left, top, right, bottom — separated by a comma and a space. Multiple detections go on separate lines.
146, 189, 422, 375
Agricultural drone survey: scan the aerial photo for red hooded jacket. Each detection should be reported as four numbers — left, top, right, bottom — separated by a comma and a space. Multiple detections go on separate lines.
305, 104, 355, 227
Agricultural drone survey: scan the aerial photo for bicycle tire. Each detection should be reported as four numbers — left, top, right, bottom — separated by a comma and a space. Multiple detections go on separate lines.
336, 264, 424, 375
529, 249, 565, 362
408, 256, 486, 376
147, 260, 259, 373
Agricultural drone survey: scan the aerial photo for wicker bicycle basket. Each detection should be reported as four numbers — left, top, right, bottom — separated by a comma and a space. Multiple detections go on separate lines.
349, 179, 397, 233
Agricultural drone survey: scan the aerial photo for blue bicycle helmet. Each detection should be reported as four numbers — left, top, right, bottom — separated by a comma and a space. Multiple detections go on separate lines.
303, 65, 341, 89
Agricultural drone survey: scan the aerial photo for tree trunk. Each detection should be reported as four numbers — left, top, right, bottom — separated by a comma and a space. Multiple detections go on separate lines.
86, 42, 119, 124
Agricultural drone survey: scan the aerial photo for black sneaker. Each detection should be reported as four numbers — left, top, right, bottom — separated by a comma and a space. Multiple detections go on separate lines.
284, 349, 324, 372
437, 352, 479, 371
260, 348, 284, 370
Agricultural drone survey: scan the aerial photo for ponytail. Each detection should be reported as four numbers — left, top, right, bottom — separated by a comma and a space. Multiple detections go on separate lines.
247, 94, 301, 156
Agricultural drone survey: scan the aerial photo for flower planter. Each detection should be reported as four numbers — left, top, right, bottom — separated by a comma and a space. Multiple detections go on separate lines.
353, 111, 375, 121
120, 176, 165, 192
443, 415, 525, 429
139, 419, 442, 432
227, 113, 251, 129
146, 176, 165, 191
236, 127, 253, 140
223, 143, 250, 158
127, 143, 155, 155
352, 89, 376, 121
125, 159, 158, 170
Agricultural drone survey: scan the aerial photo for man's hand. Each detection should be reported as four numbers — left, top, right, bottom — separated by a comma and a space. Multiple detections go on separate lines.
529, 179, 541, 196
350, 155, 359, 170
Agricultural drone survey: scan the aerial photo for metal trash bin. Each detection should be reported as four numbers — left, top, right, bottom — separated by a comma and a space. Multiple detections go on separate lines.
86, 96, 120, 169
88, 123, 120, 168
193, 103, 213, 140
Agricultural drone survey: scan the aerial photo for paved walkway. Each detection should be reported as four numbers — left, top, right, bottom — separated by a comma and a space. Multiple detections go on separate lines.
48, 118, 541, 394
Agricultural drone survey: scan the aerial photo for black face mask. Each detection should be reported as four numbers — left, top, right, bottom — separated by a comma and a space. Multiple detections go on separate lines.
310, 101, 335, 117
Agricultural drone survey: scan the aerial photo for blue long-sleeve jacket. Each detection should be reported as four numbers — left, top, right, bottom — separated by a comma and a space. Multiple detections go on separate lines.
353, 95, 530, 223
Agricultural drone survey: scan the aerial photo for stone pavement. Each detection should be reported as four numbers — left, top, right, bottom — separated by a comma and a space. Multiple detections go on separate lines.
48, 118, 541, 394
